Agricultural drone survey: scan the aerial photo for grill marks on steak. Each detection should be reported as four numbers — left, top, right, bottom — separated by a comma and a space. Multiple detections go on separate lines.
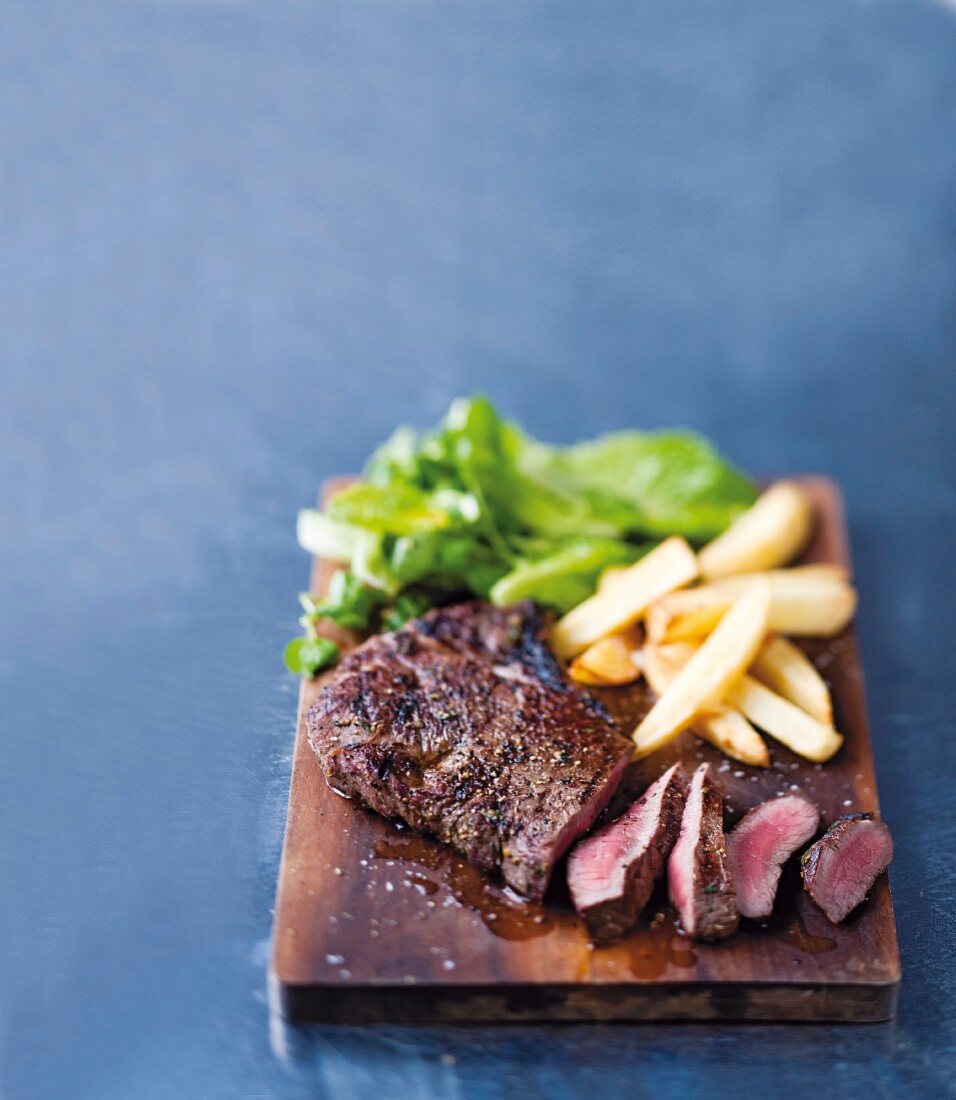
668, 764, 739, 940
726, 795, 821, 920
801, 813, 894, 923
306, 600, 632, 901
567, 763, 687, 944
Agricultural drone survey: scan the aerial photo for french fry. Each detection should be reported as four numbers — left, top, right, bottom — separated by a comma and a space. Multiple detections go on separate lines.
641, 641, 697, 687
727, 676, 843, 763
698, 481, 815, 580
632, 578, 771, 758
694, 708, 771, 768
648, 639, 843, 763
597, 565, 629, 593
569, 635, 641, 686
566, 664, 609, 686
643, 643, 769, 767
751, 635, 832, 725
617, 624, 644, 650
551, 536, 698, 659
644, 565, 856, 642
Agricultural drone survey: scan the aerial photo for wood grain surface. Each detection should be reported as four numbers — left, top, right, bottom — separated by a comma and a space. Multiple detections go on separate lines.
269, 477, 899, 1023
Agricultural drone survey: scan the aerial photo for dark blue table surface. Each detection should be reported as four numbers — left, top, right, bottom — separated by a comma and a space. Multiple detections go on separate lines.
2, 2, 955, 1096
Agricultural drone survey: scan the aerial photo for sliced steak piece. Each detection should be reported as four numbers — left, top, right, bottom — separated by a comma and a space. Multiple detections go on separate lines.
726, 795, 821, 919
567, 763, 688, 944
668, 763, 738, 940
801, 812, 894, 923
307, 600, 633, 901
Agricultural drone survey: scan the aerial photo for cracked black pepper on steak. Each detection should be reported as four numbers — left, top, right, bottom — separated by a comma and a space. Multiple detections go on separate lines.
306, 600, 633, 900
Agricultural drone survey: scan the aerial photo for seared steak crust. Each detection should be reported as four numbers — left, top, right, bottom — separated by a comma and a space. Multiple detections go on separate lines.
567, 763, 687, 944
668, 764, 739, 940
306, 600, 632, 900
801, 812, 894, 923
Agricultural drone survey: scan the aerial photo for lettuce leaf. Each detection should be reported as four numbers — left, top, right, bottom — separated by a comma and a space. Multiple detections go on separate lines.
489, 538, 644, 612
283, 636, 340, 676
381, 592, 433, 632
300, 570, 388, 631
326, 481, 478, 536
515, 429, 756, 541
287, 396, 756, 673
387, 531, 507, 596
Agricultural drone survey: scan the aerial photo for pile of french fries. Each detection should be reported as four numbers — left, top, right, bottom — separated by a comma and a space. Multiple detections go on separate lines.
550, 481, 856, 767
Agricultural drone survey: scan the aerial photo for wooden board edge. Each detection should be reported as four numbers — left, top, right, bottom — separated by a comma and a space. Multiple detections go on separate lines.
268, 973, 899, 1025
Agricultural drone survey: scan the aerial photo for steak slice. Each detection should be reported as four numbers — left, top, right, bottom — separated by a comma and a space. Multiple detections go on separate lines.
801, 812, 894, 923
567, 763, 687, 944
306, 600, 633, 901
726, 795, 820, 919
668, 764, 738, 940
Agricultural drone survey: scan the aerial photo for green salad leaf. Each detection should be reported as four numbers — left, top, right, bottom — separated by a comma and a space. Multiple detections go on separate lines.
327, 481, 478, 536
489, 537, 643, 611
286, 395, 756, 676
513, 429, 756, 541
283, 636, 340, 677
381, 591, 433, 632
300, 570, 388, 631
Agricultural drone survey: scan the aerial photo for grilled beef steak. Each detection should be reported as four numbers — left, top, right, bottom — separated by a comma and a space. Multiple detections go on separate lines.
567, 763, 687, 943
801, 812, 894, 923
306, 600, 633, 900
668, 764, 738, 940
726, 795, 820, 919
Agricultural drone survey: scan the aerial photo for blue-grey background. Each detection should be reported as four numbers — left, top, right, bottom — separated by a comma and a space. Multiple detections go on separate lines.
2, 1, 955, 1096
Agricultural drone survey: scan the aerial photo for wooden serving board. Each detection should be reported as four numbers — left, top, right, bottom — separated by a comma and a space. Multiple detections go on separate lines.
269, 477, 899, 1023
